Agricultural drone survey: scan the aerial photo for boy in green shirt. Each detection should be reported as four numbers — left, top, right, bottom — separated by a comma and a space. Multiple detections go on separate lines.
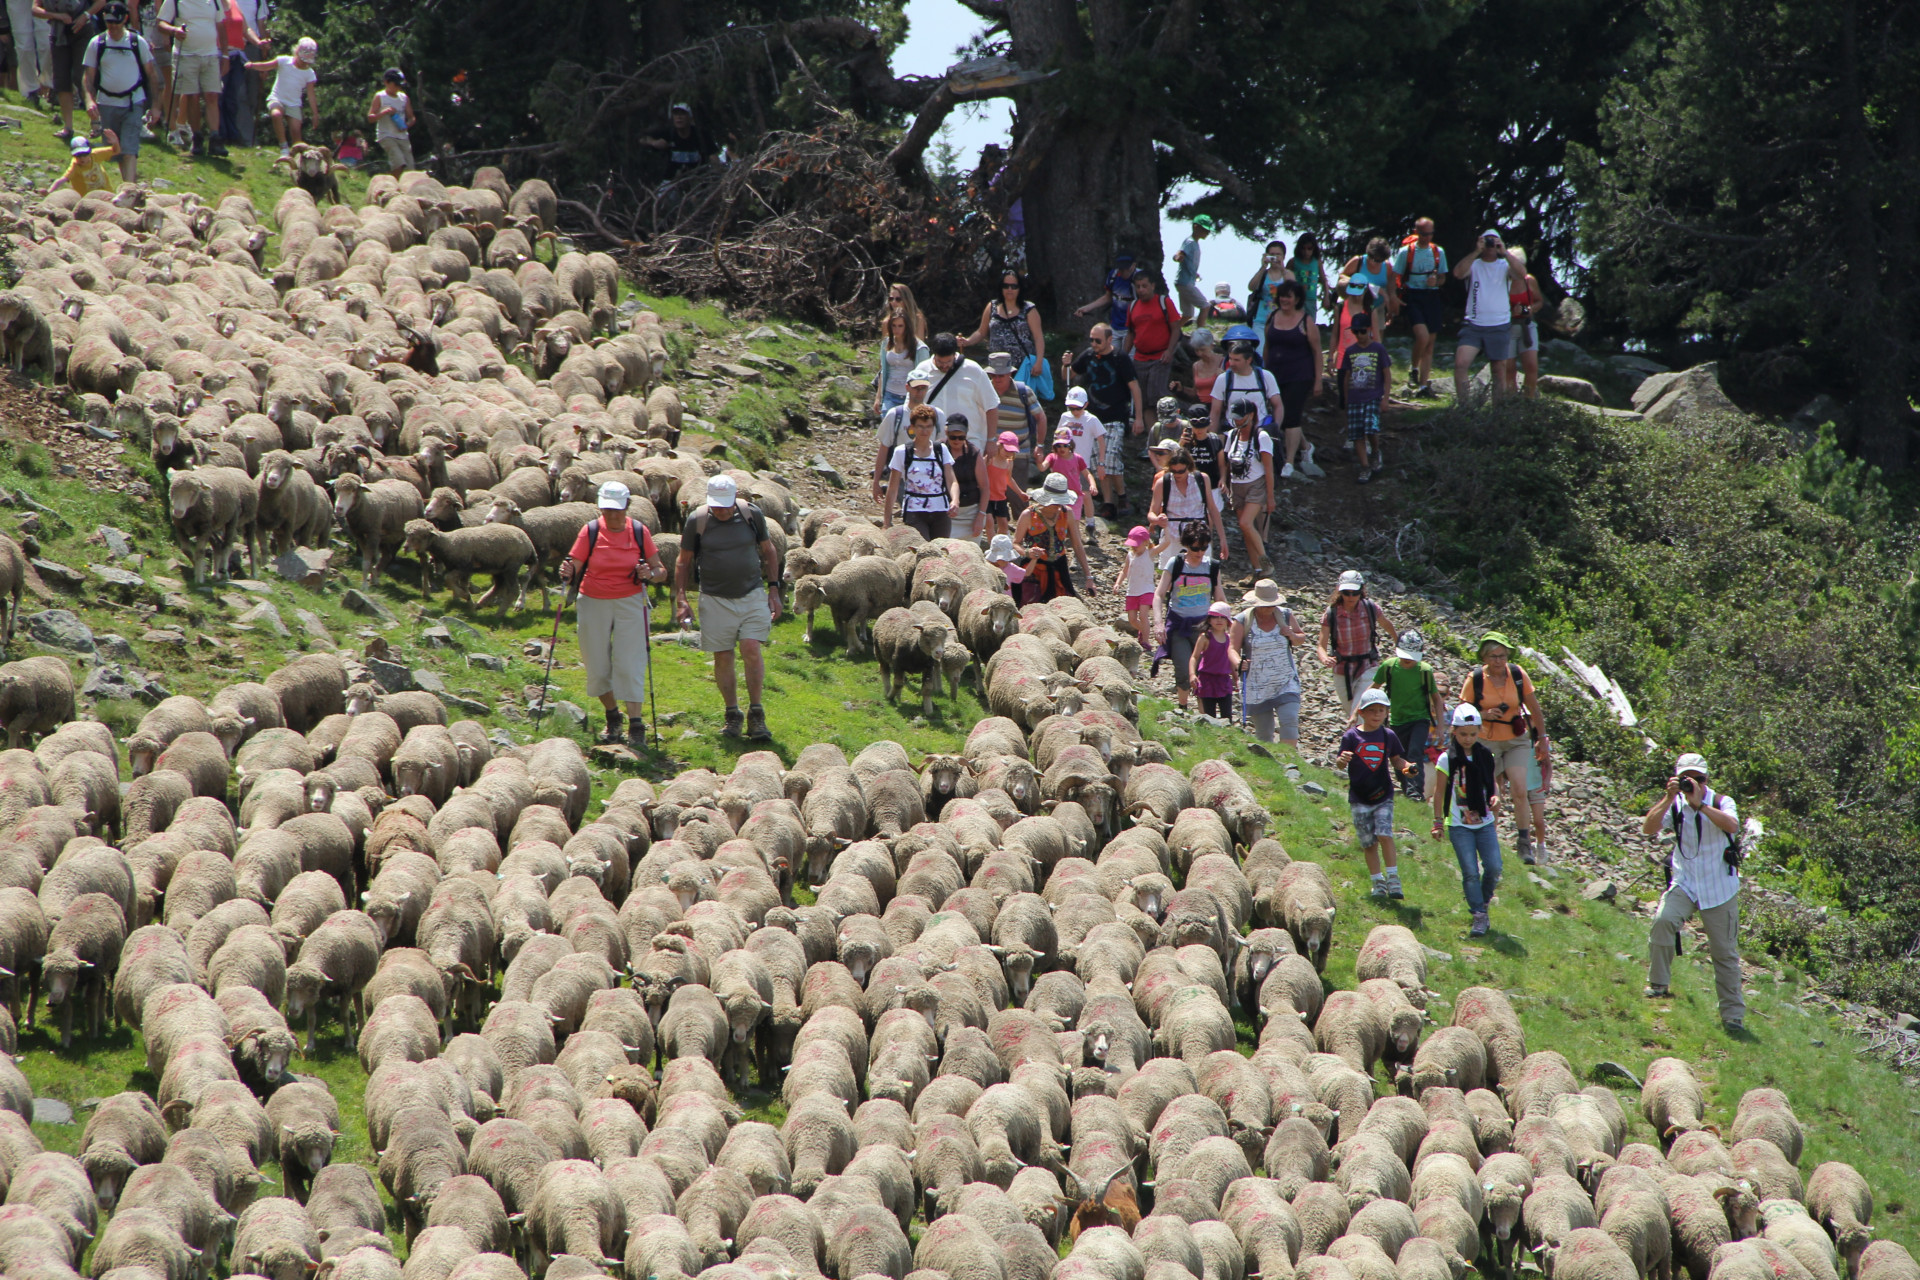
1371, 628, 1445, 800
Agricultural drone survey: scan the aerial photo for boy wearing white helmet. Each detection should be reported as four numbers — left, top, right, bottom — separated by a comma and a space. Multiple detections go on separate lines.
244, 33, 316, 156
1431, 703, 1502, 937
1338, 686, 1414, 900
1640, 751, 1746, 1031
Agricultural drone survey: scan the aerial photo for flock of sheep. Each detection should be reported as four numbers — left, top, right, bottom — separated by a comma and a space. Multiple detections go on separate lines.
0, 152, 1911, 1280
0, 158, 808, 612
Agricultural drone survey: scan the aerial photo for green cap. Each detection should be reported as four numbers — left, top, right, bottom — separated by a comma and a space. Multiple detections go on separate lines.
1193, 215, 1216, 232
1478, 631, 1516, 655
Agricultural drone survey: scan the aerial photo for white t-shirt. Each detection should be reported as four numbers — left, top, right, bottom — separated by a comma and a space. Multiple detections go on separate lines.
877, 404, 945, 456
269, 55, 315, 109
375, 89, 411, 140
1057, 409, 1105, 466
159, 0, 221, 56
1222, 429, 1274, 486
1123, 547, 1158, 596
888, 443, 953, 514
1465, 256, 1513, 329
1211, 366, 1282, 423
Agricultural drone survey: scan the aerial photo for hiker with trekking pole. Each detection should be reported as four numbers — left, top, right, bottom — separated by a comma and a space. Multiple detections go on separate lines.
555, 480, 665, 750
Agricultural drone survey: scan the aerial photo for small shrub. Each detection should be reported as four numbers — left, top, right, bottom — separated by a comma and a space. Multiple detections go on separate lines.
11, 442, 52, 478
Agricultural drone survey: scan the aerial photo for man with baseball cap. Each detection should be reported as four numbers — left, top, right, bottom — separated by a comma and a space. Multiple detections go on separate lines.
81, 2, 160, 182
1451, 228, 1530, 405
1640, 752, 1746, 1031
559, 480, 665, 748
674, 474, 781, 741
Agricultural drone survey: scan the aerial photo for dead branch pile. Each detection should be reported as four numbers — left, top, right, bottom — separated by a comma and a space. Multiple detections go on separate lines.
602, 117, 1000, 333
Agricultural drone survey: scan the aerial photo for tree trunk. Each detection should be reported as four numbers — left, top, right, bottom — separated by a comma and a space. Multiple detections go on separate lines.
1000, 0, 1166, 324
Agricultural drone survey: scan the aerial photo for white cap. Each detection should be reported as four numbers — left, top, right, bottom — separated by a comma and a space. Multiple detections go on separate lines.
987, 534, 1016, 562
1065, 387, 1089, 407
706, 474, 738, 506
1337, 569, 1365, 591
596, 481, 630, 510
1357, 688, 1391, 711
1676, 752, 1709, 776
1451, 704, 1482, 727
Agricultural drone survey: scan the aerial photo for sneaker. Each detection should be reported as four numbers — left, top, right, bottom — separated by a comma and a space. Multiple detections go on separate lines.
1469, 912, 1490, 937
1280, 462, 1295, 478
1369, 465, 1384, 481
1387, 881, 1404, 901
140, 124, 156, 141
745, 705, 771, 741
280, 145, 292, 158
722, 706, 745, 738
1643, 984, 1671, 999
1356, 469, 1374, 485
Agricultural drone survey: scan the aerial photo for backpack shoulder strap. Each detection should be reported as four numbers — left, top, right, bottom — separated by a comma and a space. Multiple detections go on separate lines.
1471, 665, 1484, 707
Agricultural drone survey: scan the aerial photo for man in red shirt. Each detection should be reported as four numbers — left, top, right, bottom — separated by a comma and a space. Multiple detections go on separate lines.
1124, 271, 1183, 436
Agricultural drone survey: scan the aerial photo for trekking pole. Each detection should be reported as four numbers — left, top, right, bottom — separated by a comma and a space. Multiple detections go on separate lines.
1239, 669, 1249, 731
643, 598, 660, 747
532, 589, 566, 726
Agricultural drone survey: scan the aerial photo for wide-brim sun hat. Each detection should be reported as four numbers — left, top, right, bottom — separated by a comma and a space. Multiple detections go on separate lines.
1243, 579, 1283, 608
987, 534, 1016, 561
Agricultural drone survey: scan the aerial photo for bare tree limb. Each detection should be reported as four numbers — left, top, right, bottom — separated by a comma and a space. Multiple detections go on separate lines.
887, 81, 963, 177
1155, 118, 1253, 202
951, 0, 1010, 21
557, 198, 637, 246
1150, 0, 1199, 57
983, 106, 1068, 219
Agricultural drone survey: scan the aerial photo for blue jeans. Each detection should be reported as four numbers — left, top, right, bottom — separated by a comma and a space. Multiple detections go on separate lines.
1449, 823, 1502, 912
1393, 719, 1431, 793
878, 390, 905, 413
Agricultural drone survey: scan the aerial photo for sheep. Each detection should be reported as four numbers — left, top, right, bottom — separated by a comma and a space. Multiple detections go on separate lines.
380, 1106, 469, 1240
334, 473, 427, 587
256, 449, 334, 559
1859, 1243, 1920, 1280
1275, 861, 1338, 970
76, 1091, 167, 1211
169, 465, 258, 582
1733, 1139, 1804, 1204
208, 682, 287, 755
1188, 759, 1267, 848
874, 606, 953, 718
1642, 1058, 1710, 1147
1806, 1163, 1874, 1278
794, 556, 909, 655
0, 657, 75, 749
43, 891, 126, 1047
1730, 1089, 1803, 1167
1526, 1171, 1601, 1259
1317, 991, 1390, 1078
266, 1081, 341, 1204
1355, 925, 1428, 1006
267, 654, 349, 737
287, 909, 383, 1051
1595, 1163, 1673, 1280
1547, 1228, 1641, 1280
401, 518, 535, 613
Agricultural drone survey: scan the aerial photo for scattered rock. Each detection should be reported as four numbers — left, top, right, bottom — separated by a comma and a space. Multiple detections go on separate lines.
32, 558, 84, 588
81, 665, 139, 699
231, 579, 275, 594
422, 626, 455, 648
141, 629, 186, 647
31, 1099, 72, 1125
236, 602, 289, 637
469, 653, 508, 672
827, 376, 865, 397
94, 634, 135, 661
342, 589, 395, 621
553, 700, 587, 727
26, 609, 94, 653
1165, 727, 1191, 742
1582, 878, 1618, 902
272, 547, 331, 586
364, 657, 415, 692
92, 564, 146, 590
1288, 531, 1323, 556
1643, 363, 1740, 424
292, 609, 336, 649
1539, 375, 1603, 406
438, 616, 488, 642
96, 526, 134, 558
1531, 909, 1553, 919
1893, 1013, 1917, 1031
413, 670, 448, 695
1298, 780, 1327, 796
1609, 354, 1670, 376
745, 326, 781, 341
523, 639, 552, 660
713, 362, 764, 383
444, 693, 490, 716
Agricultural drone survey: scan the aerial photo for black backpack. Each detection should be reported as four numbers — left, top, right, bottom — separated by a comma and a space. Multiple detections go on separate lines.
92, 31, 152, 104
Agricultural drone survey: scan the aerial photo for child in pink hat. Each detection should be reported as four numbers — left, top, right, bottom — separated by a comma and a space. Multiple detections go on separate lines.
1191, 600, 1238, 719
984, 430, 1021, 536
1112, 525, 1160, 651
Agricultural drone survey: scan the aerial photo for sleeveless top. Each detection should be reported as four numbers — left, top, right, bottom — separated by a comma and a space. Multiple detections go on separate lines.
988, 303, 1038, 363
1157, 471, 1209, 526
1240, 608, 1300, 703
1026, 506, 1072, 560
1346, 259, 1391, 299
1465, 257, 1512, 328
950, 441, 981, 508
1263, 311, 1314, 384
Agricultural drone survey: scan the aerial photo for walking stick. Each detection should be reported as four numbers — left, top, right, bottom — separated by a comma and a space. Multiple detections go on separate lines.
532, 590, 566, 726
1239, 669, 1249, 731
643, 598, 659, 747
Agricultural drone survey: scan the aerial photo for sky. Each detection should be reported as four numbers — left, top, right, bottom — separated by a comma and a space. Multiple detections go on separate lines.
889, 0, 1280, 313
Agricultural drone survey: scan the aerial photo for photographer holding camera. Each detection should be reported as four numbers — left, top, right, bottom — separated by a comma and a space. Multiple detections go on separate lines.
1640, 752, 1746, 1032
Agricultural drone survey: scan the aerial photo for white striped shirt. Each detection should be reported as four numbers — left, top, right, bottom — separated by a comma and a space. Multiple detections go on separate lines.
1666, 788, 1741, 911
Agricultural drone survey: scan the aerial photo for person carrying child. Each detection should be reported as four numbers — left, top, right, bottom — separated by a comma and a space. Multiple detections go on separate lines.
1339, 687, 1414, 900
1336, 311, 1391, 484
1430, 703, 1502, 937
1190, 600, 1237, 719
1113, 525, 1160, 654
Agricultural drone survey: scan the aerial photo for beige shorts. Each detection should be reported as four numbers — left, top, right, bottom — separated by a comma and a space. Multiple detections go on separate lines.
697, 590, 773, 652
379, 134, 414, 170
269, 98, 302, 123
1231, 480, 1268, 513
172, 51, 222, 95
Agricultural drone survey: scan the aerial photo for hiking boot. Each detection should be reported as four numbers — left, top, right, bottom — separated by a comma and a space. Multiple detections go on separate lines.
745, 704, 771, 741
626, 724, 648, 751
1643, 984, 1671, 998
1387, 881, 1404, 901
208, 137, 228, 158
24, 92, 41, 112
190, 131, 205, 156
722, 705, 745, 738
1469, 911, 1490, 937
1516, 830, 1535, 865
1722, 1020, 1745, 1034
599, 709, 624, 744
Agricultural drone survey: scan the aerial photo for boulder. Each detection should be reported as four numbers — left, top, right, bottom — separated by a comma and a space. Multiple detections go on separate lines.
1642, 363, 1739, 424
1630, 370, 1686, 413
1538, 375, 1603, 406
26, 609, 94, 653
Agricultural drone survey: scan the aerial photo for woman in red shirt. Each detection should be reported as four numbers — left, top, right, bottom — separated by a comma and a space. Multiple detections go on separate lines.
560, 481, 665, 747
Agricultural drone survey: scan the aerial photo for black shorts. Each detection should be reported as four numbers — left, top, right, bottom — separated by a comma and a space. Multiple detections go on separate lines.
1403, 289, 1445, 332
51, 38, 90, 94
986, 499, 1010, 518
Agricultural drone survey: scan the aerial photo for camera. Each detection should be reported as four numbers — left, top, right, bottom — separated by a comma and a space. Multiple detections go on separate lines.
1680, 776, 1698, 797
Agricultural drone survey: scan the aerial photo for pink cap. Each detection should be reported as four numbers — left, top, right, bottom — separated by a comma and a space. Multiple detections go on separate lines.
1207, 601, 1234, 618
1125, 526, 1150, 547
997, 431, 1020, 449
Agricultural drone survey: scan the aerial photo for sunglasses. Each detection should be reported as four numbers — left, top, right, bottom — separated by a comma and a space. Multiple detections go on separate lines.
1340, 590, 1358, 597
1002, 282, 1020, 290
1170, 467, 1189, 475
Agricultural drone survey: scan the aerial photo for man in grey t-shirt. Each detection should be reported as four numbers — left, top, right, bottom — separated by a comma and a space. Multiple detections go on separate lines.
674, 474, 781, 740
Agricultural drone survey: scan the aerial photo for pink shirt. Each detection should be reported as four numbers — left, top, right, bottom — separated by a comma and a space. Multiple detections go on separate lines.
1041, 451, 1090, 497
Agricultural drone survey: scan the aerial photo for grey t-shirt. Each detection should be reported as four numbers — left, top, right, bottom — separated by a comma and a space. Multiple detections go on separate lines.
681, 501, 770, 600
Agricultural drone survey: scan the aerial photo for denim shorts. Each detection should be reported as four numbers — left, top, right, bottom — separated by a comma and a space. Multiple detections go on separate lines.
1350, 798, 1396, 848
